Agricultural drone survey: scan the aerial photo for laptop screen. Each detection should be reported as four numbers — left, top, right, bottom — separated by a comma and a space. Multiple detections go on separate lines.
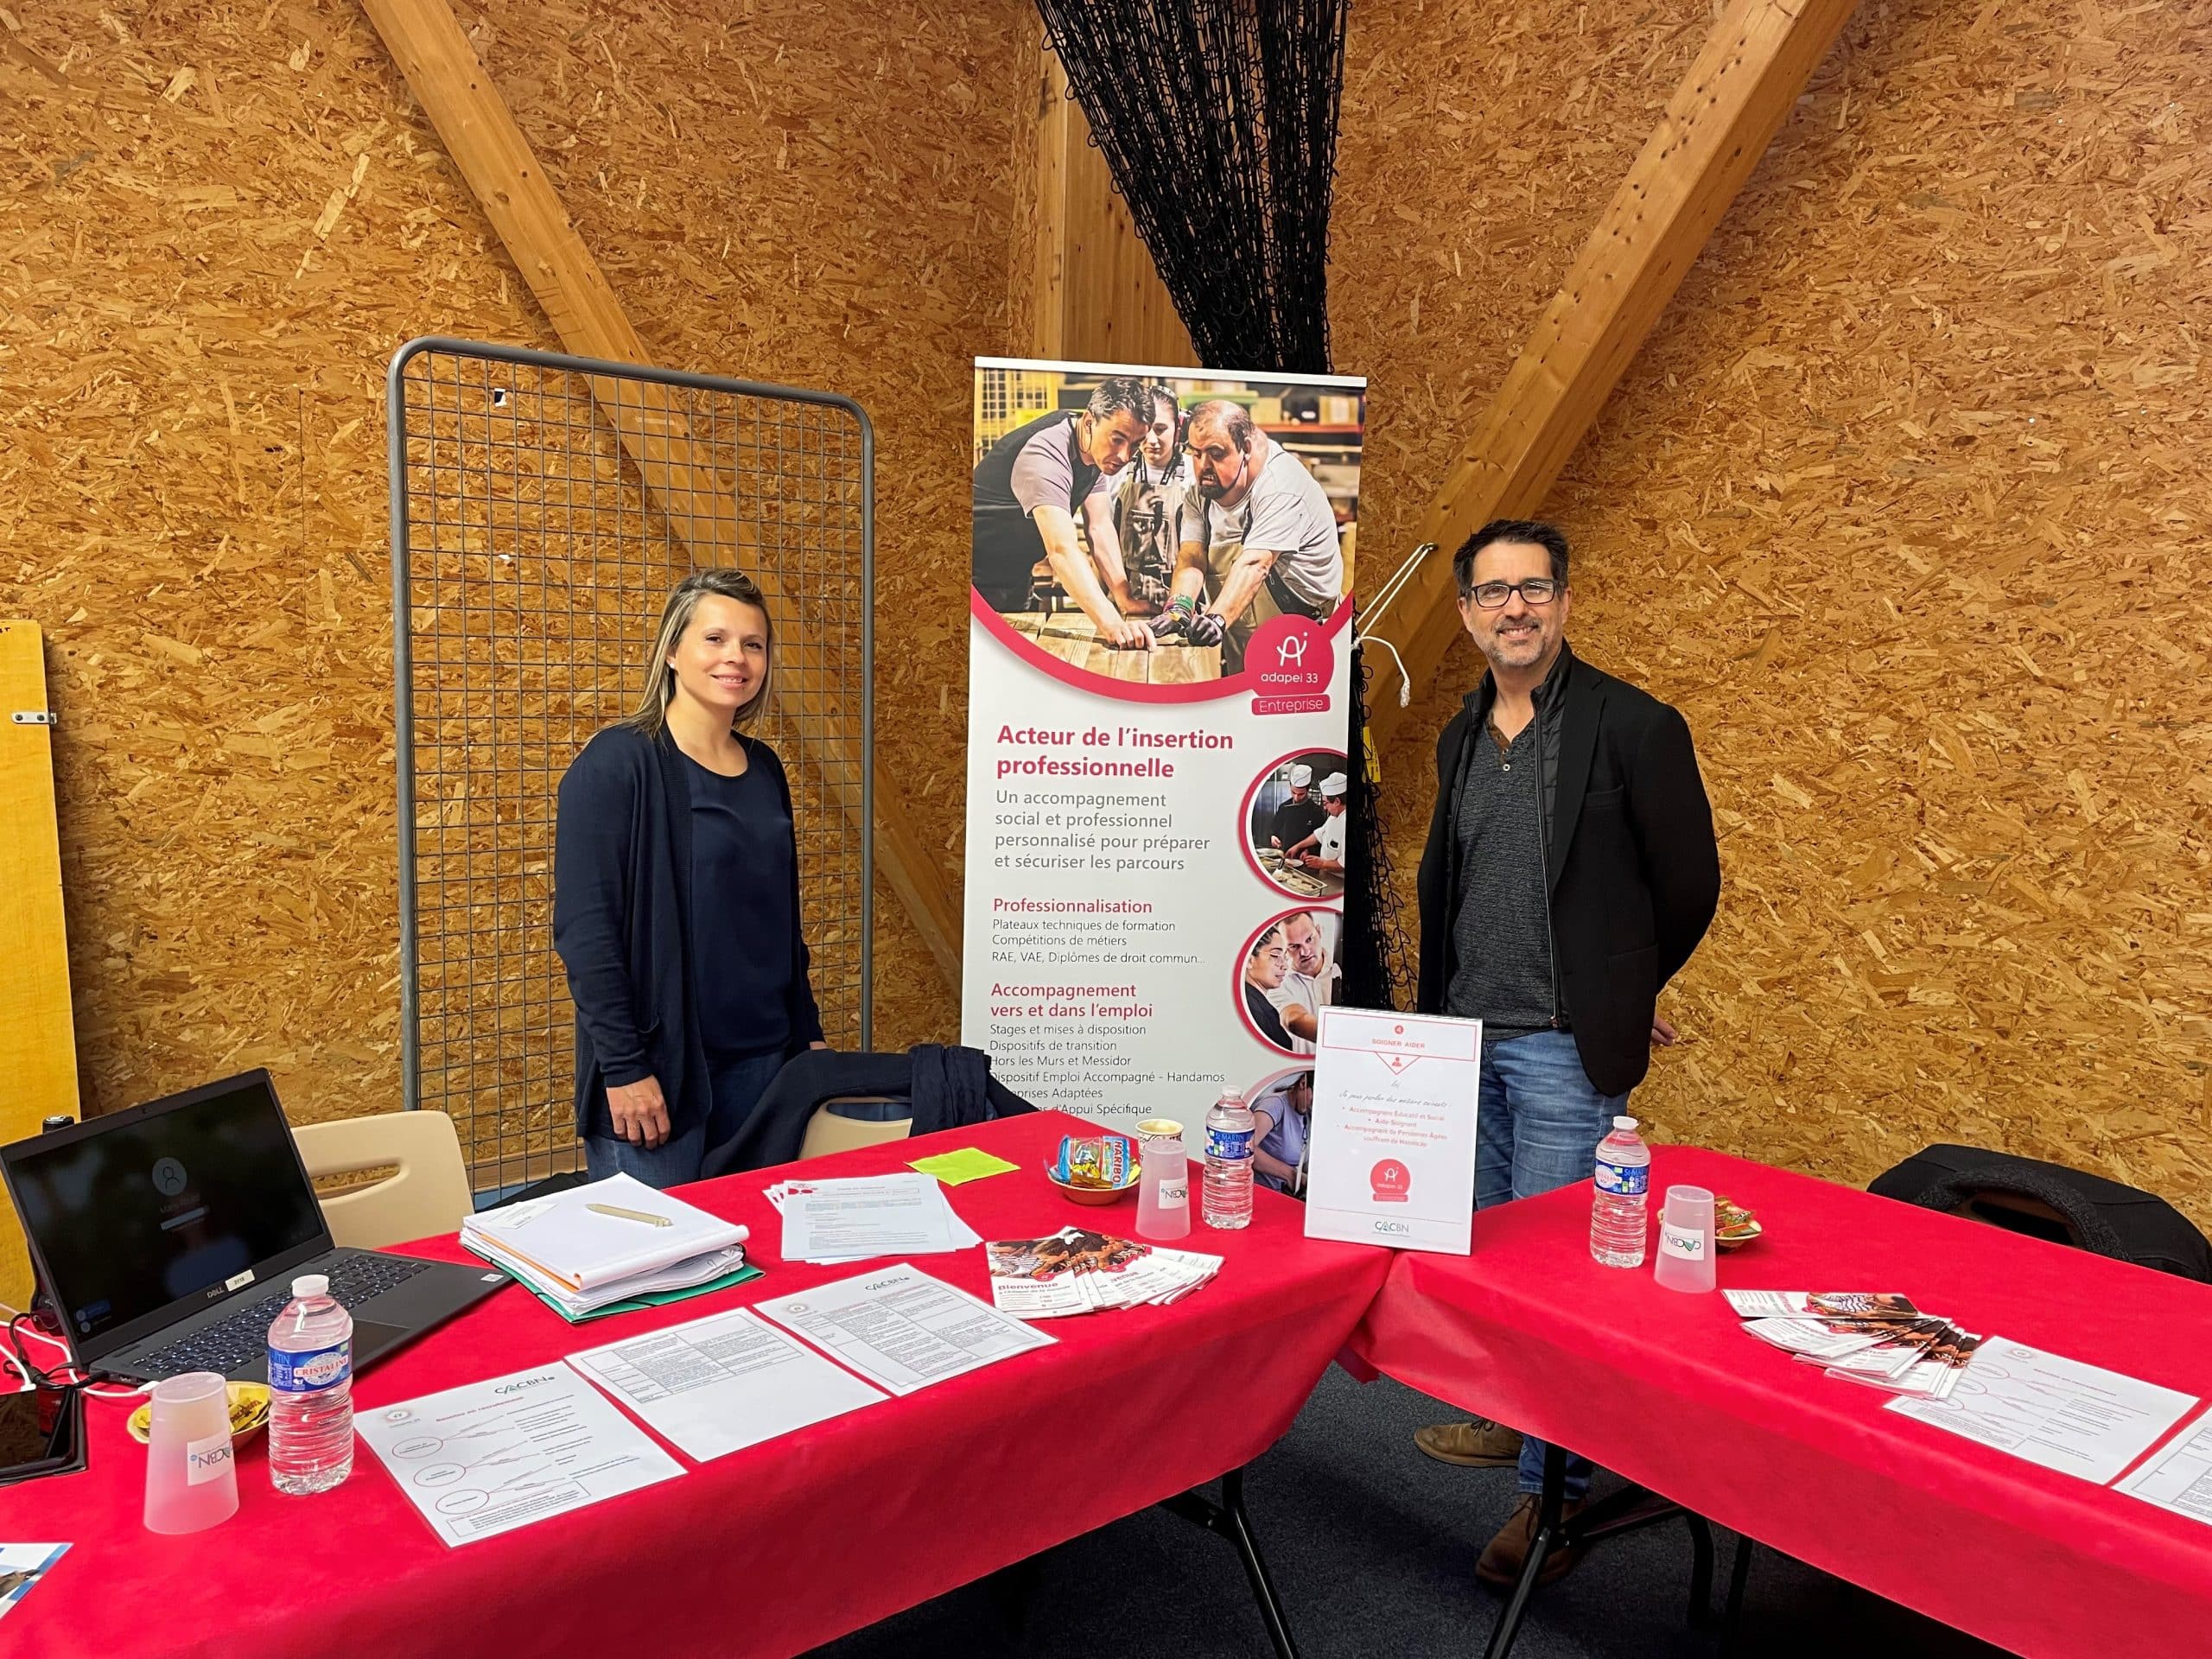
5, 1072, 325, 1349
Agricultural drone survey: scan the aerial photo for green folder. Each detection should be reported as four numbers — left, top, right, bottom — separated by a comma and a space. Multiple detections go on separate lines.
502, 1261, 765, 1325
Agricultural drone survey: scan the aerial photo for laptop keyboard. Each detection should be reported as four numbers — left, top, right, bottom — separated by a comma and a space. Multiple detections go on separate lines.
132, 1254, 431, 1379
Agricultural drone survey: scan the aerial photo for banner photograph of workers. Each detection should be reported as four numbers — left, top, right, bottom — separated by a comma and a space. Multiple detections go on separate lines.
970, 360, 1363, 688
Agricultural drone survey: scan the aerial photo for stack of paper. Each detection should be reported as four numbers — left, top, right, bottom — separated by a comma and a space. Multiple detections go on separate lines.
1889, 1337, 2200, 1485
984, 1227, 1222, 1319
766, 1172, 979, 1264
357, 1363, 683, 1547
1727, 1290, 1983, 1400
753, 1263, 1055, 1394
463, 1173, 751, 1318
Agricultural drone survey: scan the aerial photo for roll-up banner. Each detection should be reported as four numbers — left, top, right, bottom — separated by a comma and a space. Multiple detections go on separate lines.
963, 358, 1365, 1165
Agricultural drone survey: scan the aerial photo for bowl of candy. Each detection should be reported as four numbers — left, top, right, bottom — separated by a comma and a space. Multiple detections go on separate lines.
1715, 1195, 1763, 1250
1046, 1133, 1141, 1206
130, 1381, 271, 1446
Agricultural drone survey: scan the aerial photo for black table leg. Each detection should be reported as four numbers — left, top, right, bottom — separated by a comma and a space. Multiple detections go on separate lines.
1159, 1465, 1301, 1659
1481, 1441, 1566, 1659
1719, 1535, 1754, 1656
1684, 1510, 1715, 1628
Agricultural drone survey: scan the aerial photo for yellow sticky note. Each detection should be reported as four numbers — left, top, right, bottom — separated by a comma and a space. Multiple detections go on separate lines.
909, 1147, 1020, 1186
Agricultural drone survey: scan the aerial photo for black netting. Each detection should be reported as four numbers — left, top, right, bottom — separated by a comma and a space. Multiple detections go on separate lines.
1342, 637, 1414, 1010
1034, 0, 1349, 376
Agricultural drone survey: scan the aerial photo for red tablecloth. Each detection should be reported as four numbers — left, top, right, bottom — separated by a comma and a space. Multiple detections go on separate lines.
5, 1112, 1389, 1659
1349, 1145, 2212, 1659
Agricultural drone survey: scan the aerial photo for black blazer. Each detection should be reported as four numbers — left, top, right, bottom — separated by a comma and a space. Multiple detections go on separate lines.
1415, 652, 1719, 1097
552, 724, 823, 1141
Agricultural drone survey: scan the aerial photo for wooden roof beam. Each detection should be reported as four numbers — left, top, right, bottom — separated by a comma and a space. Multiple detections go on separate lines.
1369, 0, 1859, 751
361, 0, 961, 991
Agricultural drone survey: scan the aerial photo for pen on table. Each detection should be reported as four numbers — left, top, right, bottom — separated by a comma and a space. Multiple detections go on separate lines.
587, 1203, 673, 1227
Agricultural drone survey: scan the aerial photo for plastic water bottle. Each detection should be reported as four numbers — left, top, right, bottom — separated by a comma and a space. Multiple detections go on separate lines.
268, 1274, 354, 1494
1590, 1116, 1650, 1268
1202, 1088, 1256, 1230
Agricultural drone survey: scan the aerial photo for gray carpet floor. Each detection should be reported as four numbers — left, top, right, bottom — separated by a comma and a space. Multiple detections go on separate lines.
809, 1366, 2017, 1658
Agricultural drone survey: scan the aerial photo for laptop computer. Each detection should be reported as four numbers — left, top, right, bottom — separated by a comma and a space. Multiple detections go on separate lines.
0, 1070, 510, 1384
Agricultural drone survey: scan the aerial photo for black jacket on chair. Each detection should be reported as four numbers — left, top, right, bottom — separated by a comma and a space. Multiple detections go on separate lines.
1415, 647, 1720, 1098
698, 1045, 1036, 1179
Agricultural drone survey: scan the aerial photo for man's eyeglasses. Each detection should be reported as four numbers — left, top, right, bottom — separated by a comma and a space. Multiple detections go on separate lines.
1465, 578, 1562, 608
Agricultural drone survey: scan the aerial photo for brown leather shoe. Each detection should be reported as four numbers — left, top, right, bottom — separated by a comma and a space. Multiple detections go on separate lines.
1475, 1493, 1587, 1588
1414, 1417, 1525, 1468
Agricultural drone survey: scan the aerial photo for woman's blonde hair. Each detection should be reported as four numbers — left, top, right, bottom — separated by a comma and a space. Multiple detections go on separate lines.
621, 569, 776, 739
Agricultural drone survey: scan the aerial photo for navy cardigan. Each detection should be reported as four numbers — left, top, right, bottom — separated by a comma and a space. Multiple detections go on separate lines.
552, 724, 824, 1141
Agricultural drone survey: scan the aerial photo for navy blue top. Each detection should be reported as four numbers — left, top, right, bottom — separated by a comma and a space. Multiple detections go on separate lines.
553, 726, 824, 1141
681, 750, 796, 1057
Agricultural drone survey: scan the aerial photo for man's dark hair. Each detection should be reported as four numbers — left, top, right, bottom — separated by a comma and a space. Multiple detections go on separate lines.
1186, 397, 1255, 452
1087, 376, 1153, 427
1452, 518, 1570, 596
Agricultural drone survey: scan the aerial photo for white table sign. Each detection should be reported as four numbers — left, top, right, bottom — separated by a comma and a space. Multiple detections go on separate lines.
1303, 1006, 1481, 1252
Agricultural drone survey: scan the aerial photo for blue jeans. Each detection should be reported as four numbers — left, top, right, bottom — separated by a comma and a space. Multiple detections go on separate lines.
585, 1046, 788, 1188
1477, 1030, 1627, 1499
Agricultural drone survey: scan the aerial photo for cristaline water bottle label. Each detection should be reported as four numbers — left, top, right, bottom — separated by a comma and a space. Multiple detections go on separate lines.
1593, 1159, 1648, 1197
1660, 1224, 1707, 1261
187, 1431, 234, 1486
1159, 1176, 1189, 1207
269, 1340, 352, 1394
1207, 1126, 1254, 1161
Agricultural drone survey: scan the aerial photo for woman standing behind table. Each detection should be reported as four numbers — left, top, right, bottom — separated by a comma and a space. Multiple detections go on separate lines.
554, 569, 827, 1186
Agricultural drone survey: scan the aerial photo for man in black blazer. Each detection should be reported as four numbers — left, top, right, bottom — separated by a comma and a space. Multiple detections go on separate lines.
1411, 519, 1719, 1588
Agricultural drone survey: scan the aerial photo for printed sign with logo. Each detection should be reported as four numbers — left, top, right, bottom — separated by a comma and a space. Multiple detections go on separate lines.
1303, 1007, 1481, 1254
186, 1430, 235, 1487
269, 1342, 352, 1394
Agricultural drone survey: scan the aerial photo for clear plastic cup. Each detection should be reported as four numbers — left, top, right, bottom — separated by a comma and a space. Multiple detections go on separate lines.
144, 1371, 240, 1534
1653, 1184, 1717, 1294
1135, 1119, 1190, 1240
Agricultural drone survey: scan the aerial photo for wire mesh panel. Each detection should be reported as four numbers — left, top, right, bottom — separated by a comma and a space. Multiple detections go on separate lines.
388, 338, 872, 1195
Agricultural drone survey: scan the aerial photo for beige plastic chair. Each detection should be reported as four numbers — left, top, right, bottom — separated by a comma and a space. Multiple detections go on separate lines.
798, 1096, 913, 1160
292, 1110, 475, 1248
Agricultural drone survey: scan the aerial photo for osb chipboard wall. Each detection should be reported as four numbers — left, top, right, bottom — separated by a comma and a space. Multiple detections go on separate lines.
1347, 0, 2212, 1224
0, 0, 1027, 1127
458, 0, 1029, 1050
1, 3, 542, 1128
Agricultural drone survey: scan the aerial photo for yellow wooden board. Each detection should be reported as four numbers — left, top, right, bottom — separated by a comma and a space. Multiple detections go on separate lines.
0, 621, 79, 1306
1001, 608, 1222, 684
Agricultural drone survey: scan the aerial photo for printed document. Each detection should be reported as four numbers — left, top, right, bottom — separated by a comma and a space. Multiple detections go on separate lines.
0, 1545, 67, 1623
753, 1262, 1053, 1395
2114, 1411, 2212, 1525
358, 1362, 683, 1546
1304, 1006, 1480, 1252
769, 1173, 980, 1264
1886, 1337, 2198, 1484
568, 1307, 885, 1461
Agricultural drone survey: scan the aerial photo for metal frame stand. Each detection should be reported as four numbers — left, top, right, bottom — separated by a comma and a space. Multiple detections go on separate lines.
1160, 1465, 1302, 1659
1482, 1443, 1716, 1659
386, 336, 874, 1195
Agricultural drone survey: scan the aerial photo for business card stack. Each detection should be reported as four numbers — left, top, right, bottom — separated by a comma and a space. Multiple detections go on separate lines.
984, 1228, 1222, 1319
1726, 1291, 1985, 1400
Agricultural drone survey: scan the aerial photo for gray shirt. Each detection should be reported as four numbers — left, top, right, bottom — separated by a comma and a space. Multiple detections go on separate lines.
1185, 443, 1344, 612
1446, 717, 1558, 1046
1007, 417, 1110, 518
